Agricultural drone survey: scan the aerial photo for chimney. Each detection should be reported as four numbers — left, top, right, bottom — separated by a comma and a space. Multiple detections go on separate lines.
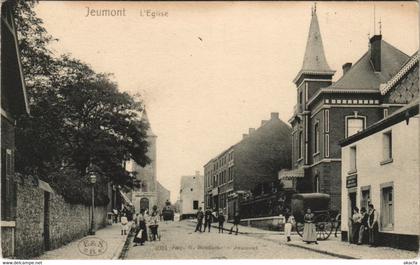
342, 62, 352, 75
242, 134, 248, 139
261, 120, 268, 126
370, 35, 382, 72
249, 128, 256, 134
270, 112, 279, 120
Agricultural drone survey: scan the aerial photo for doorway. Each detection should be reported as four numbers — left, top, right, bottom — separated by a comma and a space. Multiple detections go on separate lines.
140, 198, 149, 212
348, 191, 357, 242
43, 192, 50, 251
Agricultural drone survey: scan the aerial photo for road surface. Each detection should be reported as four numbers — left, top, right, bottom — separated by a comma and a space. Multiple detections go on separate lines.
125, 220, 333, 259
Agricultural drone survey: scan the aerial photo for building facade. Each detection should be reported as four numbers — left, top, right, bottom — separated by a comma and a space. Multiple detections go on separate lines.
340, 53, 419, 250
1, 1, 31, 257
204, 112, 292, 219
126, 110, 158, 213
179, 171, 204, 219
156, 181, 171, 211
280, 7, 411, 212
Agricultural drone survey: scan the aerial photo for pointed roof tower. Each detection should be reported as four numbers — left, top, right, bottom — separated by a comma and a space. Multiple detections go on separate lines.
141, 108, 156, 137
294, 5, 335, 84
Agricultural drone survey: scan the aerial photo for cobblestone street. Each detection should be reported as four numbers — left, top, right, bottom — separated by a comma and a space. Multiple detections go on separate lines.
125, 221, 418, 259
125, 220, 333, 259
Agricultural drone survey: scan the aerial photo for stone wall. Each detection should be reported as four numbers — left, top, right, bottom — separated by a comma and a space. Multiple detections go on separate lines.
14, 176, 108, 259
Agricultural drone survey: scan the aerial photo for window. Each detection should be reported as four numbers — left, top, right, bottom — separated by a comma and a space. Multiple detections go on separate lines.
298, 131, 303, 159
347, 118, 364, 137
349, 146, 357, 172
382, 131, 393, 162
360, 187, 370, 210
314, 176, 320, 193
314, 123, 320, 154
193, 200, 199, 210
381, 186, 394, 229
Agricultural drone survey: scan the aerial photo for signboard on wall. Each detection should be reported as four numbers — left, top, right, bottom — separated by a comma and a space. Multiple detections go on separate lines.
346, 175, 357, 188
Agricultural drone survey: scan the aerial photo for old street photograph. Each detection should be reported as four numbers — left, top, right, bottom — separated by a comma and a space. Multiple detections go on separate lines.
1, 0, 419, 262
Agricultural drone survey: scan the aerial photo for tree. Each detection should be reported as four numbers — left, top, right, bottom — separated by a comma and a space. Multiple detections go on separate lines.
13, 1, 150, 205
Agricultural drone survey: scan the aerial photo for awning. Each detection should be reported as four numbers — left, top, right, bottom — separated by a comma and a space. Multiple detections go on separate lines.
278, 168, 304, 180
119, 190, 133, 206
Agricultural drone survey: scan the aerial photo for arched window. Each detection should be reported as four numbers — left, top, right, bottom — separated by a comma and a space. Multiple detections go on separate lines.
298, 131, 303, 159
315, 176, 320, 193
346, 116, 365, 137
314, 123, 320, 154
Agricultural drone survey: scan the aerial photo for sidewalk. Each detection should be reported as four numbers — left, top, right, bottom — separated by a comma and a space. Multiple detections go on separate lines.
36, 223, 131, 260
191, 220, 418, 259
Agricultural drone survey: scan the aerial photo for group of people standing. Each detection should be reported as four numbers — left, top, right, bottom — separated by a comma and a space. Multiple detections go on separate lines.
194, 207, 241, 235
350, 204, 379, 246
132, 205, 161, 246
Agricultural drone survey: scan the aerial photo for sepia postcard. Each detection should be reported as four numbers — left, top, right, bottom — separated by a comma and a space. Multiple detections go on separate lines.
0, 0, 419, 264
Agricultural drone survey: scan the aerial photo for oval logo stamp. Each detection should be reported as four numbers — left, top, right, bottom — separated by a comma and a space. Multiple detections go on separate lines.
78, 236, 108, 256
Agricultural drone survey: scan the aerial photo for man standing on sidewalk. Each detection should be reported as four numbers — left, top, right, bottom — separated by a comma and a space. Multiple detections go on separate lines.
195, 207, 204, 233
203, 208, 213, 232
367, 204, 379, 247
229, 211, 241, 235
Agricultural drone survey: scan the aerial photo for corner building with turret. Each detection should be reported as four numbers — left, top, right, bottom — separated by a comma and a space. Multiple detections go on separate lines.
280, 7, 411, 212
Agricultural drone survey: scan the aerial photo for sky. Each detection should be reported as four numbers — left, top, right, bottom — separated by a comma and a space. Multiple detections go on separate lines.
33, 1, 418, 202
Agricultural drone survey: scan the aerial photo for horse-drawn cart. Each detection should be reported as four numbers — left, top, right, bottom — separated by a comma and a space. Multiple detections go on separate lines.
291, 193, 334, 241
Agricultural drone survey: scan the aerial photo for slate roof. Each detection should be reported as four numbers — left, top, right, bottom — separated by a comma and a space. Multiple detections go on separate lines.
331, 40, 410, 90
300, 11, 333, 73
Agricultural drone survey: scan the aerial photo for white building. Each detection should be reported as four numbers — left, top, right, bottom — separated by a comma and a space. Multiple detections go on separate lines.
179, 171, 204, 219
340, 53, 419, 250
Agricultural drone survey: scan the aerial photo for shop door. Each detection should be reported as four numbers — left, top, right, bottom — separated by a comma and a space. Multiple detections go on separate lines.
348, 192, 356, 242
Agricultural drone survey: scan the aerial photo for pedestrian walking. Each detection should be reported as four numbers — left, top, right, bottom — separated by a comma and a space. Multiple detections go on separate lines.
217, 210, 225, 233
194, 207, 204, 232
358, 207, 368, 245
121, 213, 129, 235
334, 212, 341, 237
284, 212, 293, 242
350, 207, 362, 244
133, 209, 148, 246
148, 205, 160, 241
229, 211, 240, 235
203, 208, 212, 232
367, 204, 379, 247
302, 208, 318, 244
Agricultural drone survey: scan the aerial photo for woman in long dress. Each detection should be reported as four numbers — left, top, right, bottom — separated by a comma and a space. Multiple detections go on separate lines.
302, 208, 318, 244
133, 209, 148, 246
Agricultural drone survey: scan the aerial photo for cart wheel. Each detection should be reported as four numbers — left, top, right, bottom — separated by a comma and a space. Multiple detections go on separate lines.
295, 222, 304, 237
314, 214, 333, 240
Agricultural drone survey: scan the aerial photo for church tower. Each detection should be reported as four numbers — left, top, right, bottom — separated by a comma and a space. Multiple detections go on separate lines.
291, 5, 335, 168
129, 109, 158, 212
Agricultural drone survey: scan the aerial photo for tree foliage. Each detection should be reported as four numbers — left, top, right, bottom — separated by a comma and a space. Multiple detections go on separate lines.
13, 1, 150, 205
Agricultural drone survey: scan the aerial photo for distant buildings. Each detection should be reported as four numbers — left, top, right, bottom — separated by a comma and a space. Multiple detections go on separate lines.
179, 171, 204, 219
340, 53, 419, 250
204, 112, 292, 219
280, 7, 412, 212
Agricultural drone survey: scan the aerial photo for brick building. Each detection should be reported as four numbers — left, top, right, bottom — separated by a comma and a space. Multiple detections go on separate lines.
280, 7, 411, 212
1, 1, 30, 257
204, 112, 292, 219
126, 110, 158, 213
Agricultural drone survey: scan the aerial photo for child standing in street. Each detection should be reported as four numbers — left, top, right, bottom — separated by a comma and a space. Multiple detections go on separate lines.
121, 213, 129, 235
218, 210, 225, 233
284, 212, 293, 242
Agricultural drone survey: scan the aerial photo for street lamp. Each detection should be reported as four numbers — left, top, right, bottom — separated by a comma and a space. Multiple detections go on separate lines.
89, 172, 97, 235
